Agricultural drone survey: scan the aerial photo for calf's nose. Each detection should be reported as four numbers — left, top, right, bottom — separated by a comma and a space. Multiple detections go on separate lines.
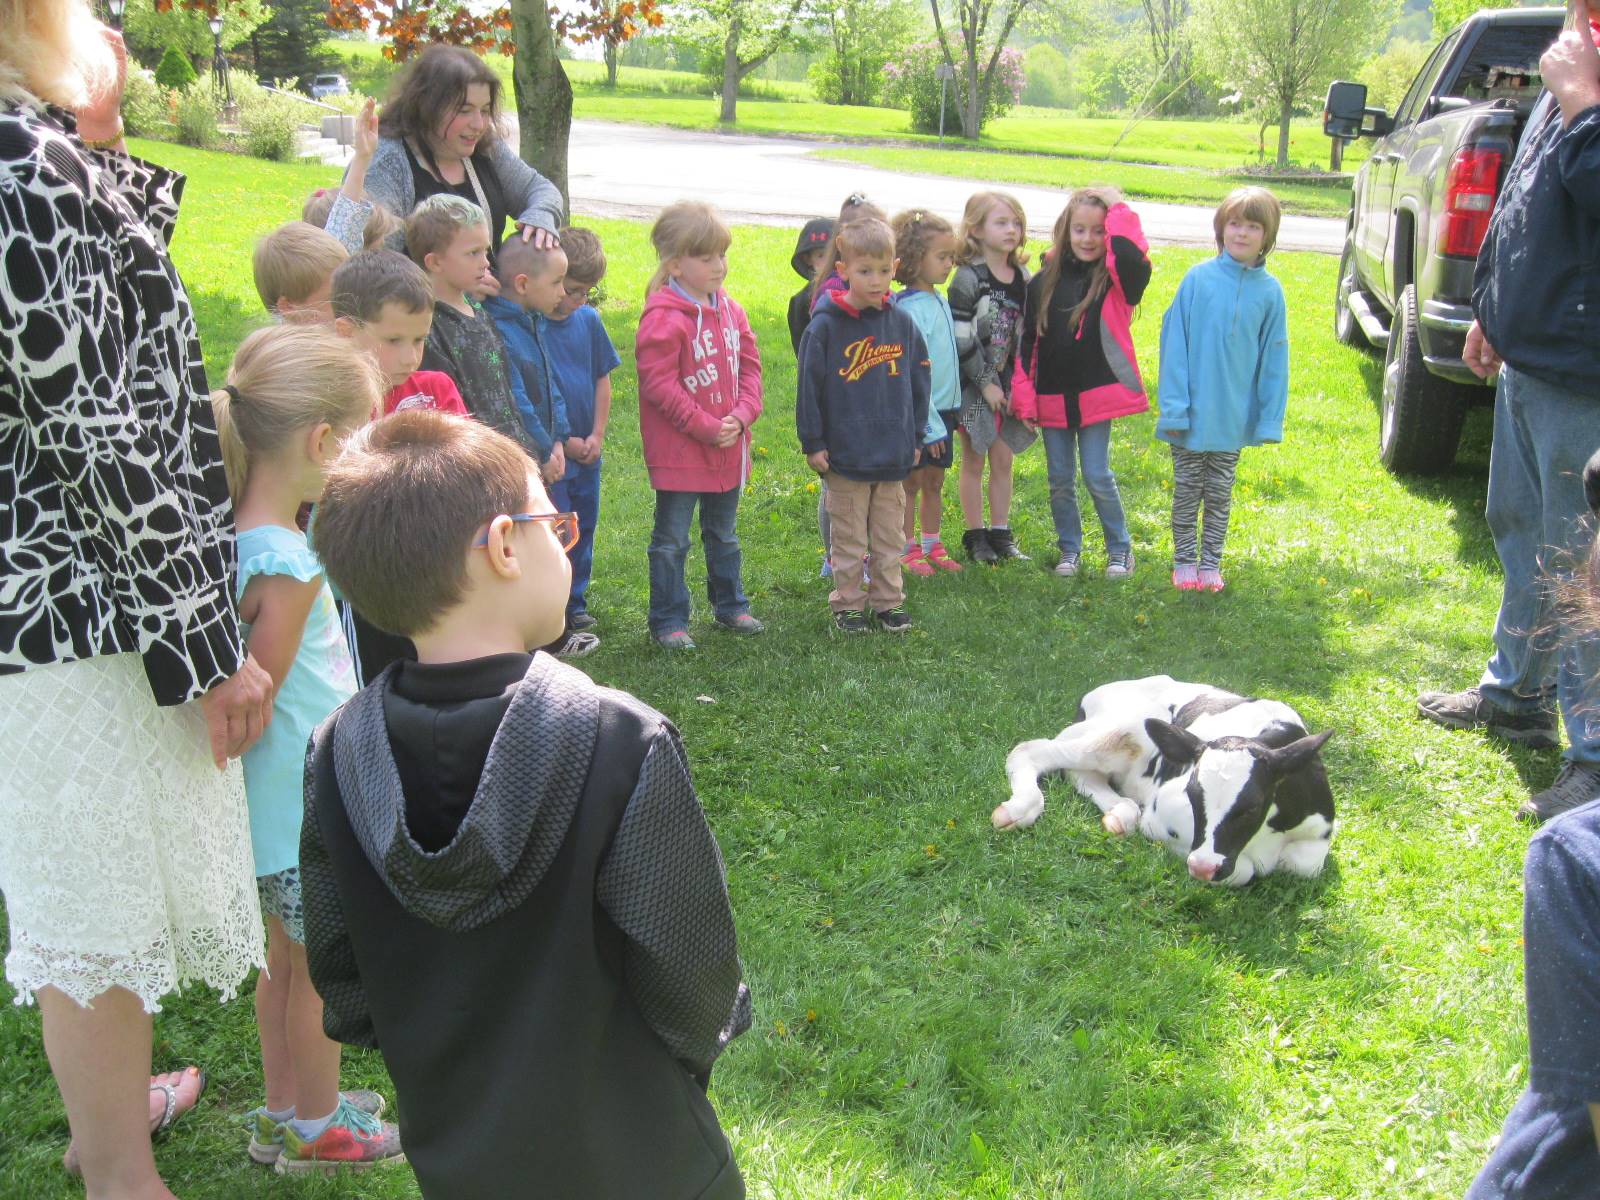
1188, 856, 1218, 882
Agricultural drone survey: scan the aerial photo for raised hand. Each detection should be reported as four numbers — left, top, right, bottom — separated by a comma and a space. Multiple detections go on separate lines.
1542, 0, 1600, 122
352, 96, 379, 164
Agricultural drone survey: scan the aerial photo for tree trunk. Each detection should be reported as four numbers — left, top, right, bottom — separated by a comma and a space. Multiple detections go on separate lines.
604, 38, 618, 88
1276, 100, 1292, 167
962, 57, 980, 138
720, 13, 741, 123
509, 0, 574, 211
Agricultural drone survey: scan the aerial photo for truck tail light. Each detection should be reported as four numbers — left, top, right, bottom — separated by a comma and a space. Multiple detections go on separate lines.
1437, 146, 1504, 258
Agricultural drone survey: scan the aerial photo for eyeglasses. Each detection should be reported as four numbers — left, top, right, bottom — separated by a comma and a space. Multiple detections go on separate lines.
475, 511, 580, 551
563, 282, 602, 303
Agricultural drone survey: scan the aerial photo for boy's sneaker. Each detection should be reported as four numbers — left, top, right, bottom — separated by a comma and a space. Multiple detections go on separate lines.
567, 611, 598, 632
987, 528, 1029, 561
1054, 552, 1081, 578
273, 1097, 404, 1175
820, 558, 833, 579
1517, 761, 1600, 824
875, 607, 913, 632
1106, 550, 1136, 579
901, 546, 936, 577
1417, 686, 1559, 749
653, 630, 696, 651
925, 541, 963, 572
833, 609, 871, 634
715, 612, 766, 635
247, 1091, 387, 1166
962, 529, 999, 565
551, 629, 600, 659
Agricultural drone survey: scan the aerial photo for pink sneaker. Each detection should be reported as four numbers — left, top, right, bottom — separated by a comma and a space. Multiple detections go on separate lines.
925, 541, 964, 572
901, 546, 936, 577
1172, 564, 1200, 591
1198, 567, 1225, 593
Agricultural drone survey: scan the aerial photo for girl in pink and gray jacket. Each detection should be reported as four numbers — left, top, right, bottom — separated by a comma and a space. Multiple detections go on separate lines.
635, 202, 765, 650
1012, 190, 1151, 580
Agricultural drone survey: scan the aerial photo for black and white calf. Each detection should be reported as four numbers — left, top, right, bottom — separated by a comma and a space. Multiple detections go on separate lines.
993, 676, 1336, 885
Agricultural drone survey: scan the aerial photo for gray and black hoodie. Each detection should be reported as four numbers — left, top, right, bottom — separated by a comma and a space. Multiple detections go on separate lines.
301, 651, 750, 1199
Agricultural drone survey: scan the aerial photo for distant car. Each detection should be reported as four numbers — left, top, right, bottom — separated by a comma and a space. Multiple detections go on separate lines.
308, 74, 349, 100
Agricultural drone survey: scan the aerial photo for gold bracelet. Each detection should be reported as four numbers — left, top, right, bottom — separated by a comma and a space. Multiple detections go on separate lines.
81, 123, 125, 151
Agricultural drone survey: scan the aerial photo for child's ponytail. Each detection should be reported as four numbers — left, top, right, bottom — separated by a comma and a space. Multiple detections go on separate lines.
209, 324, 384, 506
646, 201, 733, 298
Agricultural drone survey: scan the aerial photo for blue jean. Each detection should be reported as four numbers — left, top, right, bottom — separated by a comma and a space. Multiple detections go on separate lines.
647, 486, 748, 636
549, 458, 601, 620
1041, 424, 1130, 556
1477, 365, 1600, 763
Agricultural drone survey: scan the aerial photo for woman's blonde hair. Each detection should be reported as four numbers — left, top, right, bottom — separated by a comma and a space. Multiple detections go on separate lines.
957, 191, 1030, 269
1036, 186, 1122, 337
890, 209, 956, 286
646, 201, 732, 297
0, 0, 113, 108
211, 324, 384, 506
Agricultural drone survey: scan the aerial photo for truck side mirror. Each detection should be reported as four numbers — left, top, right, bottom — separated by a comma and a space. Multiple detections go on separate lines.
1323, 81, 1369, 139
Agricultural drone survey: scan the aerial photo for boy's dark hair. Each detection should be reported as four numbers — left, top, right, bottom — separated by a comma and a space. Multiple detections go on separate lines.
559, 227, 606, 284
331, 250, 434, 324
496, 236, 564, 287
314, 411, 531, 637
405, 194, 486, 267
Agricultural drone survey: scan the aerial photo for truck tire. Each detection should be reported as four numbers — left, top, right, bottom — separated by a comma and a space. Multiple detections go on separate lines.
1333, 236, 1369, 349
1379, 284, 1469, 475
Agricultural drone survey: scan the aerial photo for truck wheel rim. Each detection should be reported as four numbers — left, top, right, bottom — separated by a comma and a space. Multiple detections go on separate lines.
1381, 350, 1401, 450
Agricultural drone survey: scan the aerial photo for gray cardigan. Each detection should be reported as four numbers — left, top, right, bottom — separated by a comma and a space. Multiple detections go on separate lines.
347, 134, 564, 252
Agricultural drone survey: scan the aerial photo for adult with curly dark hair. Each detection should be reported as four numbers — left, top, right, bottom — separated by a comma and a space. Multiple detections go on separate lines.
0, 2, 273, 1195
351, 43, 563, 275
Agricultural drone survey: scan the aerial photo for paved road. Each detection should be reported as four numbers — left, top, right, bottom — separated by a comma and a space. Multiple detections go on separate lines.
566, 120, 1344, 254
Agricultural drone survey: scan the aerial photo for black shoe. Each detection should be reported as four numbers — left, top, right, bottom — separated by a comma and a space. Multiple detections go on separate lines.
567, 611, 598, 632
875, 606, 912, 632
833, 609, 871, 634
962, 528, 998, 565
987, 527, 1029, 561
1416, 686, 1559, 749
1517, 761, 1600, 824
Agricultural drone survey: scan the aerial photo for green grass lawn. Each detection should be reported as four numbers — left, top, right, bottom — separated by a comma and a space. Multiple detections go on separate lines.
0, 142, 1535, 1200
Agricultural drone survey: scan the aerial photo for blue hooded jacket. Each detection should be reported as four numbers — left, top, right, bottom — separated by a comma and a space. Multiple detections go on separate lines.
1156, 253, 1289, 453
483, 294, 571, 458
796, 291, 931, 483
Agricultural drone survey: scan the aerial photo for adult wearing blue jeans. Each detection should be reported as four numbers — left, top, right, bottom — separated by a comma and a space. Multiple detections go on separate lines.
1040, 424, 1131, 572
647, 488, 752, 648
549, 466, 600, 624
1417, 16, 1600, 823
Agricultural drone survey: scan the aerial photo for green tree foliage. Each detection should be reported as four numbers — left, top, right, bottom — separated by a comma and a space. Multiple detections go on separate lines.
925, 0, 1044, 137
1432, 0, 1555, 38
884, 41, 1023, 133
1192, 0, 1398, 165
154, 44, 199, 91
1068, 30, 1159, 115
1021, 41, 1070, 106
251, 0, 338, 87
675, 0, 813, 122
809, 0, 920, 105
1357, 35, 1428, 109
125, 0, 269, 68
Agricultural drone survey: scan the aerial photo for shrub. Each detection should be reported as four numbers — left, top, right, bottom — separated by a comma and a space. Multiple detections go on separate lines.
241, 90, 302, 160
883, 43, 1024, 136
1021, 43, 1070, 109
154, 45, 198, 92
174, 83, 219, 148
1358, 38, 1430, 112
120, 65, 169, 136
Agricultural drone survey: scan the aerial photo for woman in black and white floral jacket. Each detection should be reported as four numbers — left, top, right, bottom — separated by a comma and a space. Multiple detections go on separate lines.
0, 1, 275, 1192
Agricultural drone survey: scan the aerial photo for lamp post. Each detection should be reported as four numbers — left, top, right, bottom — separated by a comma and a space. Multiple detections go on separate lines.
106, 0, 124, 30
208, 13, 236, 122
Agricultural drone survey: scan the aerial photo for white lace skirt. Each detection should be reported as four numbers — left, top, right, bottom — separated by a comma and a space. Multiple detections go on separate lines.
0, 653, 264, 1011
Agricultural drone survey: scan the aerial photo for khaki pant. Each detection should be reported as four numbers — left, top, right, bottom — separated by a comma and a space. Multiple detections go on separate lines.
825, 473, 907, 613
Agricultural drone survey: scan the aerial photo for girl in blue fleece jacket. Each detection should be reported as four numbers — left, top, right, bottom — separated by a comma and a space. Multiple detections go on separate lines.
1157, 187, 1290, 594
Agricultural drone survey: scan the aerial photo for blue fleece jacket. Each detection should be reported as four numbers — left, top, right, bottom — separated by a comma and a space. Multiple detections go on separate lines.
483, 294, 571, 458
796, 291, 931, 483
896, 288, 958, 443
1156, 253, 1289, 453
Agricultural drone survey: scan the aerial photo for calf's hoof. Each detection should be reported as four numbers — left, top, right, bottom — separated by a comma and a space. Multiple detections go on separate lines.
992, 803, 1017, 830
1101, 811, 1128, 836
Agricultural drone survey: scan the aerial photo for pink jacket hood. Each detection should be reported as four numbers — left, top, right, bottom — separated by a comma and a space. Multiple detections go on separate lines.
635, 285, 764, 493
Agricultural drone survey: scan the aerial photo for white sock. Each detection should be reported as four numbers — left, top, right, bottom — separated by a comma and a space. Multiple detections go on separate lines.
289, 1105, 339, 1140
265, 1104, 294, 1124
921, 535, 939, 553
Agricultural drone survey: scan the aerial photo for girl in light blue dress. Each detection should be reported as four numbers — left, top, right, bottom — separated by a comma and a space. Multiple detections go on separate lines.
212, 324, 405, 1174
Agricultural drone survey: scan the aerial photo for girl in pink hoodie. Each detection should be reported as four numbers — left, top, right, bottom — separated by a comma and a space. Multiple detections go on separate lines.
636, 202, 765, 650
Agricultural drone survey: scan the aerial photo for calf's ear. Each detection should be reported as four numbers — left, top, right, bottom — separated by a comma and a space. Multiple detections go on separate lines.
1145, 718, 1204, 766
1254, 729, 1332, 775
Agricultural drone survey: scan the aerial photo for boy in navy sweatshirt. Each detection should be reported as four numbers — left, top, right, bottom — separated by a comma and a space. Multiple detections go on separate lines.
796, 217, 931, 633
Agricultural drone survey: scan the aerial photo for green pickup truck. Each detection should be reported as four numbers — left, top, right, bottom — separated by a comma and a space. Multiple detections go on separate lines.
1324, 7, 1565, 473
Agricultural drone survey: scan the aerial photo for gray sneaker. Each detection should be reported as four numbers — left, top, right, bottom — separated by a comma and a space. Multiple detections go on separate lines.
1517, 761, 1600, 824
1416, 686, 1559, 749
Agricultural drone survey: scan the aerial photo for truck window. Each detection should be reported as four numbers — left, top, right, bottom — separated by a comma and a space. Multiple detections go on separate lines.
1392, 33, 1458, 128
1440, 22, 1559, 102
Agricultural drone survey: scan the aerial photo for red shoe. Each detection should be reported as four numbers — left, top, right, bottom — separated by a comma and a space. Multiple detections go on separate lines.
924, 541, 963, 572
901, 546, 936, 577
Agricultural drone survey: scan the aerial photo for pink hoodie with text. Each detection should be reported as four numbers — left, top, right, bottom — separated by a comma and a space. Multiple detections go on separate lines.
636, 285, 764, 493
